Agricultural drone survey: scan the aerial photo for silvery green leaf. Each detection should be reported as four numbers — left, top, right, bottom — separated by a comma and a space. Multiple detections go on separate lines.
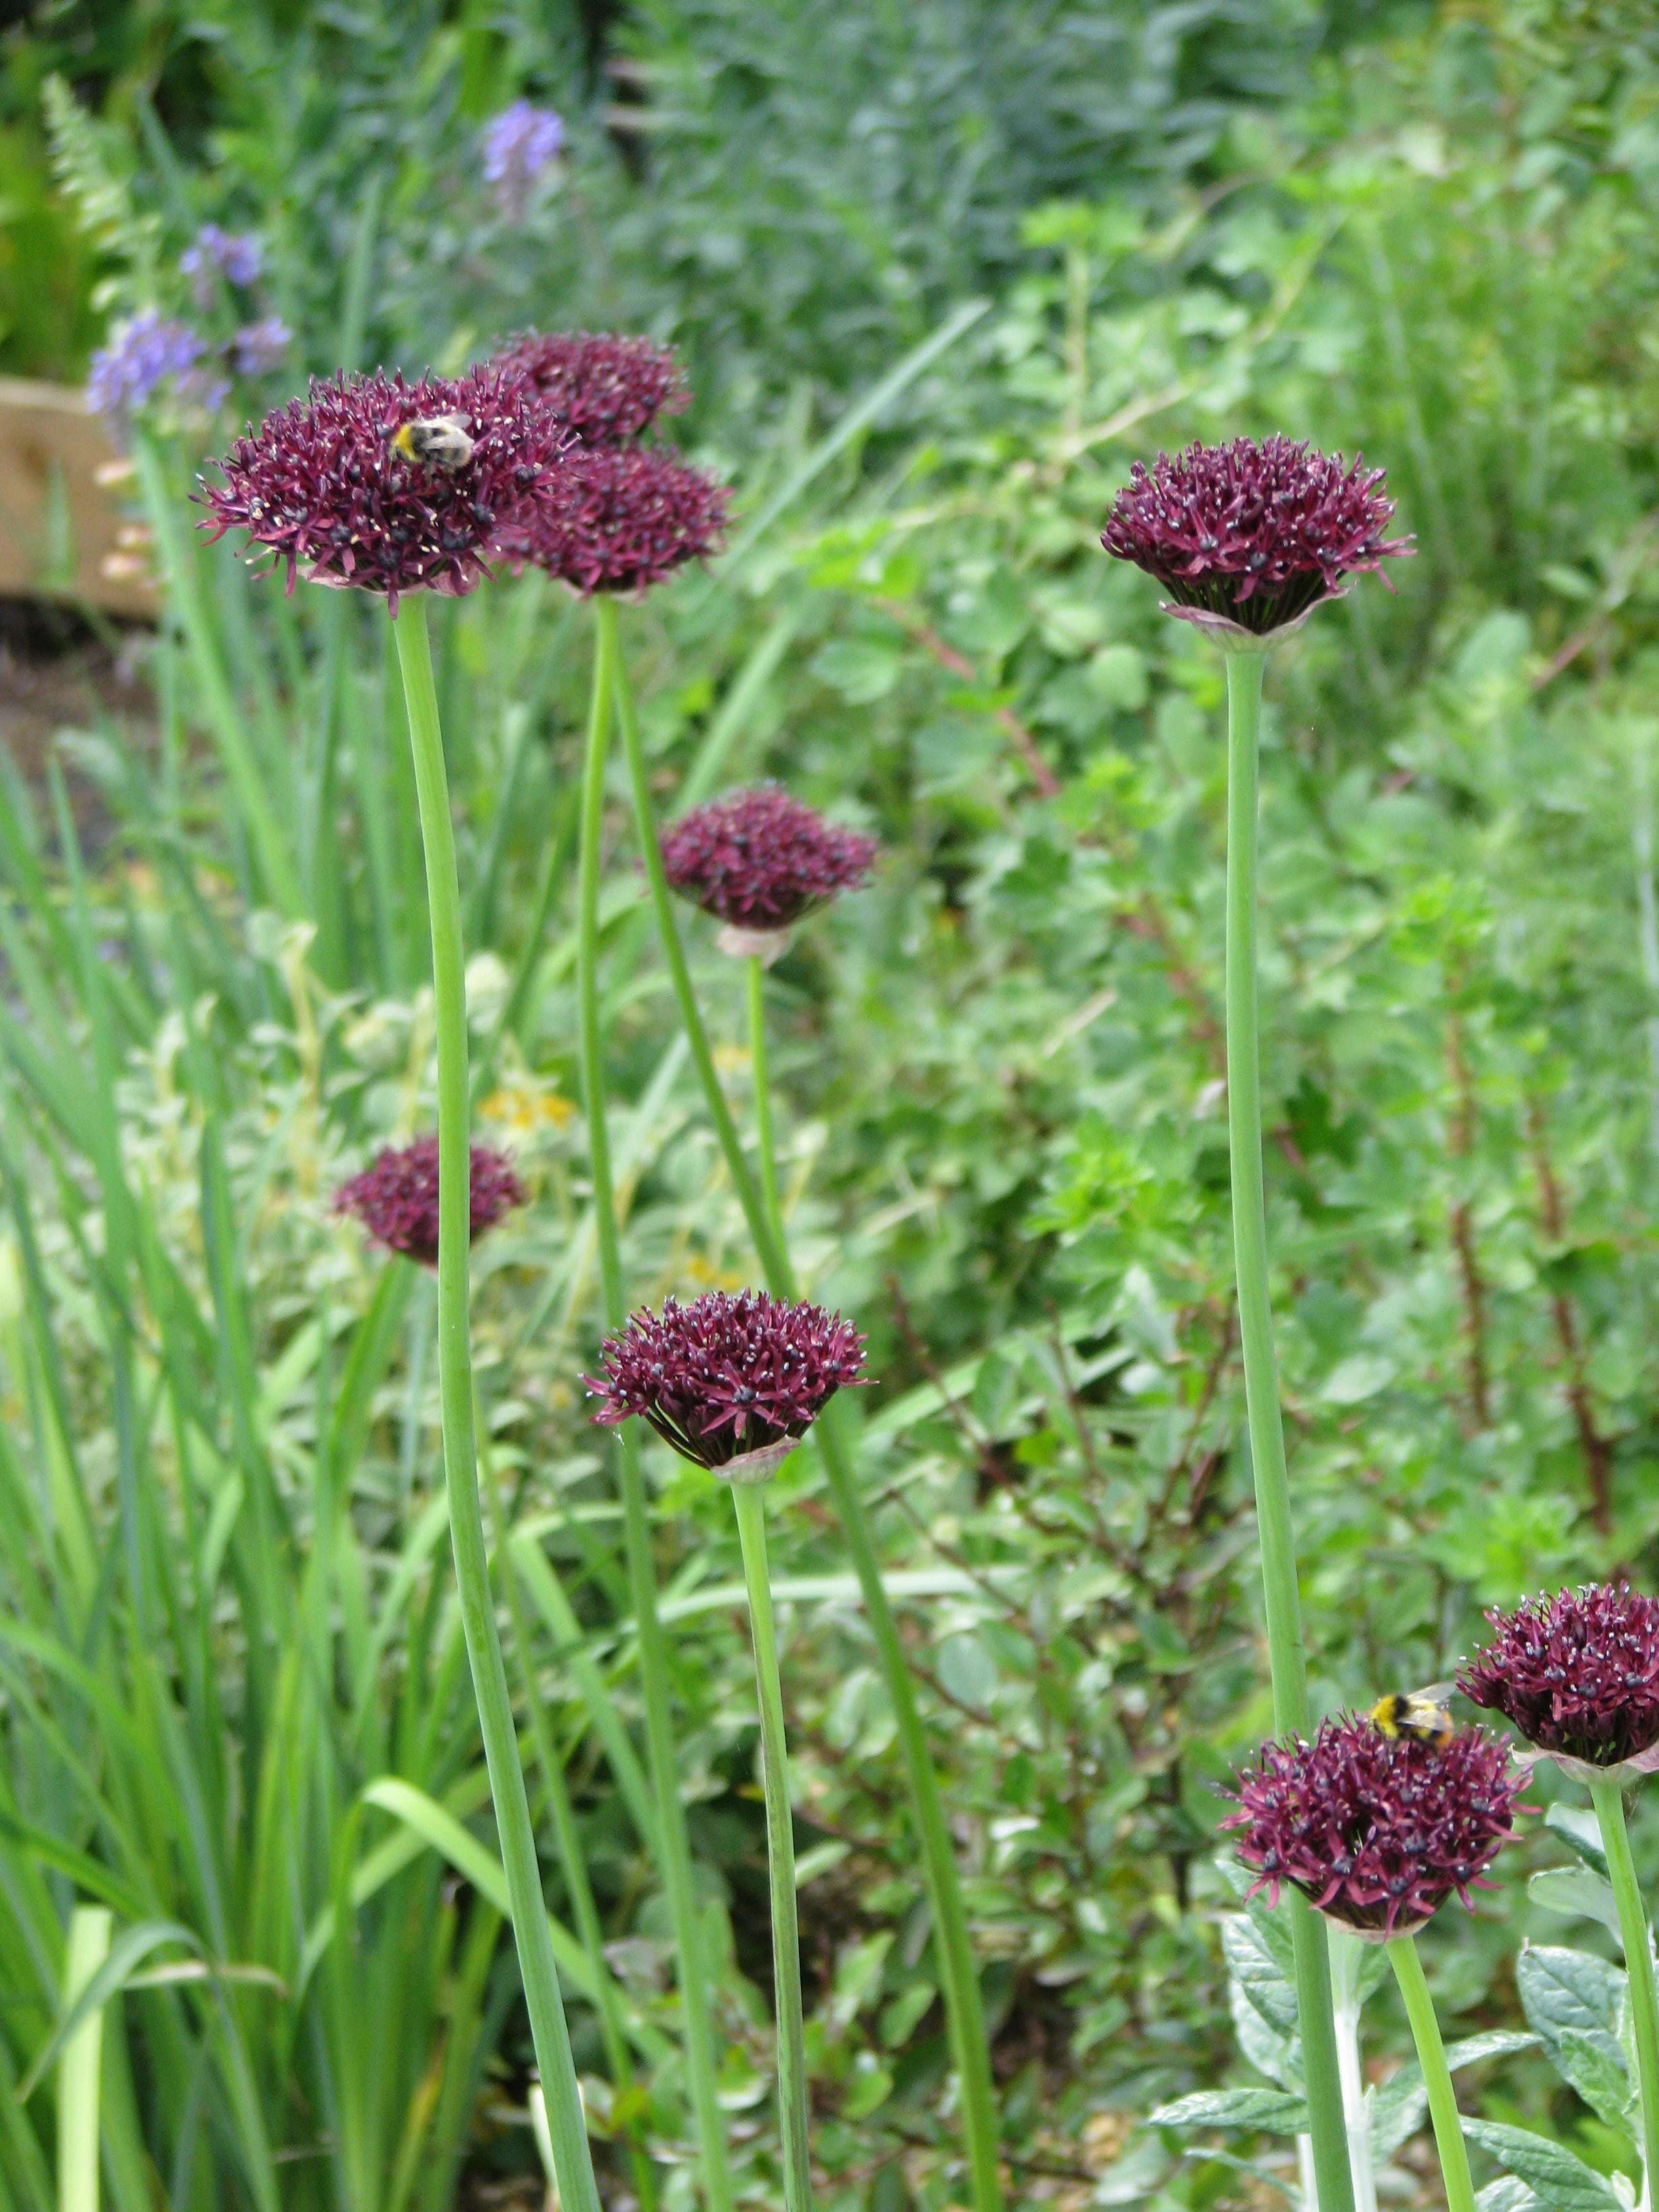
1368, 2068, 1427, 2160
1460, 2119, 1621, 2212
1547, 1805, 1610, 1880
1476, 2179, 1539, 2212
1214, 1855, 1297, 1974
1552, 2026, 1635, 2134
1222, 1912, 1299, 2037
1151, 2088, 1309, 2135
1517, 1944, 1625, 2050
1446, 2031, 1542, 2070
1175, 2146, 1298, 2201
1362, 2026, 1530, 2150
1368, 2032, 1535, 2160
1530, 1867, 1622, 1937
1231, 1975, 1300, 2090
1090, 2137, 1168, 2206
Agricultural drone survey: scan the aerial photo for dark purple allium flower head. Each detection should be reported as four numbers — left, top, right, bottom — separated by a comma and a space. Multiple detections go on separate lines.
199, 365, 571, 610
1101, 436, 1413, 643
89, 311, 226, 429
334, 1136, 524, 1268
508, 444, 727, 596
584, 1290, 867, 1481
1458, 1584, 1659, 1779
1223, 1715, 1524, 1939
481, 100, 565, 219
228, 316, 291, 379
660, 785, 878, 956
492, 331, 687, 447
182, 224, 263, 305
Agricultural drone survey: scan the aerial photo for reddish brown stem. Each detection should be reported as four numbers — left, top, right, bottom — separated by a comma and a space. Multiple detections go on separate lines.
1525, 1094, 1614, 1534
1446, 1010, 1492, 1430
873, 596, 1061, 797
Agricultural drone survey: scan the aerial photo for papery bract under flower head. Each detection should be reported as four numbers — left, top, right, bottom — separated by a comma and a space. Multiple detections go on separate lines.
199, 365, 571, 609
1223, 1714, 1524, 1938
492, 331, 688, 447
584, 1290, 867, 1478
334, 1136, 524, 1269
1459, 1583, 1659, 1776
660, 785, 878, 933
506, 443, 727, 596
1102, 436, 1412, 640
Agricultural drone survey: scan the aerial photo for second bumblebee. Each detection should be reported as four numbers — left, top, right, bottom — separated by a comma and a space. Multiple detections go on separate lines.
1369, 1687, 1455, 1750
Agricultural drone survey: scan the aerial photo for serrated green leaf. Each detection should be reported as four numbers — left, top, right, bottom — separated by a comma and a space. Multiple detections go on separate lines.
1446, 2031, 1542, 2070
1230, 1977, 1299, 2091
1368, 2068, 1428, 2160
1368, 2033, 1536, 2161
1476, 2180, 1539, 2212
1151, 2088, 1309, 2135
1530, 1867, 1622, 1937
1517, 1944, 1625, 2050
1461, 2118, 1621, 2211
1174, 2146, 1298, 2201
1552, 2027, 1634, 2133
1547, 1805, 1611, 1880
1221, 1912, 1298, 2037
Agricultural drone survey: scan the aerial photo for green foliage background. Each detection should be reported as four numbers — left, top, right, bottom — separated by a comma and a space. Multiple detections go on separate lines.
2, 0, 1659, 2207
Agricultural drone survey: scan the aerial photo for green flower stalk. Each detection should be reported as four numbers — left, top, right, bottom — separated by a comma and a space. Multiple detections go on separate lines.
577, 597, 735, 2212
201, 371, 601, 2212
394, 602, 599, 2212
1105, 433, 1414, 2212
616, 651, 1006, 2212
1386, 1937, 1476, 2212
510, 337, 1001, 2210
586, 1287, 869, 2212
1462, 1584, 1659, 2202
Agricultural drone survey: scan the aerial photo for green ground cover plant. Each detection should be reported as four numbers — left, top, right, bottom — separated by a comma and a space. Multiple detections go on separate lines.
1, 2, 1659, 2209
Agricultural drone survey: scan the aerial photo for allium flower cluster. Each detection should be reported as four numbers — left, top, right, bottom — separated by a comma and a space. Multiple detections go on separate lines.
89, 311, 226, 429
181, 224, 263, 304
1225, 1715, 1524, 1938
492, 331, 687, 447
585, 1290, 867, 1481
199, 365, 571, 609
660, 786, 878, 948
1459, 1583, 1659, 1776
1102, 436, 1412, 640
334, 1136, 524, 1269
510, 443, 727, 596
481, 100, 565, 219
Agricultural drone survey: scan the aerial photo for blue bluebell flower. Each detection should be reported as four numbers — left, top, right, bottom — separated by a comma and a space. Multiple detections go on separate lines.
88, 310, 227, 428
481, 100, 565, 218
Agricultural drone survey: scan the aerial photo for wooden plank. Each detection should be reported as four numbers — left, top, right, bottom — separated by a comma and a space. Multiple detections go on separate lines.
0, 377, 157, 619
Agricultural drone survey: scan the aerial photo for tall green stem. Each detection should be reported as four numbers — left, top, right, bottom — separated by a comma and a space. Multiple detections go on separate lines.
1223, 647, 1353, 2212
615, 630, 1004, 2212
392, 600, 600, 2212
579, 594, 736, 2212
1385, 1938, 1475, 2212
478, 1383, 657, 2212
746, 956, 786, 1252
1589, 1778, 1659, 2205
731, 1481, 815, 2212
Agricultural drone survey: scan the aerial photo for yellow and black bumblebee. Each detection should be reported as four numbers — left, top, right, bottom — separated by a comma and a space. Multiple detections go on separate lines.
386, 414, 476, 472
1369, 1684, 1456, 1750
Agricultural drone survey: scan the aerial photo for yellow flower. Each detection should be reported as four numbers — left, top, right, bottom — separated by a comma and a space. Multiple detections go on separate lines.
684, 1251, 745, 1290
480, 1076, 575, 1137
